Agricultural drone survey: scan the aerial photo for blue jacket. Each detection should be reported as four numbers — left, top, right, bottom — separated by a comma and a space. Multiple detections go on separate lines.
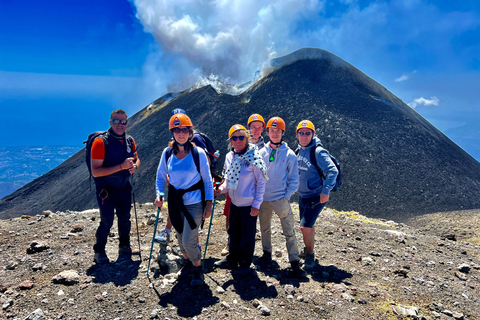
297, 137, 338, 198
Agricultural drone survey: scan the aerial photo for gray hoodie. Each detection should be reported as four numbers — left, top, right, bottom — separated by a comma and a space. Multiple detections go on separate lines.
297, 137, 338, 198
260, 141, 299, 201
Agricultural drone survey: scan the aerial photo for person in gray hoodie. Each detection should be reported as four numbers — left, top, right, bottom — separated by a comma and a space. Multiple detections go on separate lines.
296, 120, 338, 271
258, 117, 307, 278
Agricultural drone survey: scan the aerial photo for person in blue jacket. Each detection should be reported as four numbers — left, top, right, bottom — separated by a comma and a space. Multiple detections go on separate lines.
296, 120, 338, 271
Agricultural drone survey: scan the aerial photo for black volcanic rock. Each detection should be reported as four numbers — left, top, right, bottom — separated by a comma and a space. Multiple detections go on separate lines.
1, 48, 480, 221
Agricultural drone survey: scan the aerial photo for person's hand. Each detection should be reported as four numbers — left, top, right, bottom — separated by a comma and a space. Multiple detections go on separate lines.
121, 157, 135, 170
251, 207, 260, 216
129, 163, 138, 174
320, 193, 329, 204
214, 189, 222, 196
203, 201, 213, 219
155, 197, 163, 208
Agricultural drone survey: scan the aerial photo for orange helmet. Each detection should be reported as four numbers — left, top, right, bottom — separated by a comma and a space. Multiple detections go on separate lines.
266, 117, 286, 131
228, 124, 249, 139
296, 120, 315, 133
169, 113, 193, 130
247, 114, 266, 128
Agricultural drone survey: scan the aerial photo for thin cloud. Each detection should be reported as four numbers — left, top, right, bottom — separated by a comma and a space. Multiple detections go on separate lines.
408, 96, 440, 109
395, 74, 409, 82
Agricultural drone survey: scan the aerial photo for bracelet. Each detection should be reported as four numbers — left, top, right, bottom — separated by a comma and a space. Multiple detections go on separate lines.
119, 164, 123, 171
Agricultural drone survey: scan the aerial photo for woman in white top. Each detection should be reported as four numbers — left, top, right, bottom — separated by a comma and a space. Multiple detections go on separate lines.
155, 113, 214, 287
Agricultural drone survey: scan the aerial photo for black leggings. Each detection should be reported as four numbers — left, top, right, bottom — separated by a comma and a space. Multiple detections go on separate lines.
228, 203, 257, 268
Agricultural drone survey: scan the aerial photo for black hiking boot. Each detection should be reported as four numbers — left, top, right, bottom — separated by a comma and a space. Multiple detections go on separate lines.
256, 250, 272, 266
94, 251, 109, 264
190, 266, 204, 287
118, 245, 132, 259
291, 261, 307, 278
178, 260, 193, 280
304, 253, 315, 272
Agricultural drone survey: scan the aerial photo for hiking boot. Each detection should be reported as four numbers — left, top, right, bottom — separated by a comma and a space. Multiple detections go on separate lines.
190, 266, 204, 287
221, 246, 229, 256
94, 252, 109, 264
118, 246, 132, 259
256, 250, 272, 266
291, 261, 307, 278
178, 260, 193, 280
233, 266, 253, 278
304, 253, 315, 272
154, 228, 171, 243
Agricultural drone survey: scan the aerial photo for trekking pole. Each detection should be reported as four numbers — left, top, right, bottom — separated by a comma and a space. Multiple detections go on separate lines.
147, 193, 164, 276
202, 182, 221, 271
131, 174, 142, 259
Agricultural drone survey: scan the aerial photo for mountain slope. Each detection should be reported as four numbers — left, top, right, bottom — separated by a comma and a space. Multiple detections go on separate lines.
1, 48, 480, 221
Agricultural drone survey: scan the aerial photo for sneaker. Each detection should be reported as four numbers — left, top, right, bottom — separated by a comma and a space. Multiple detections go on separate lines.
233, 266, 253, 278
291, 261, 307, 278
94, 252, 109, 264
190, 266, 204, 287
304, 253, 315, 272
256, 250, 272, 266
221, 246, 229, 256
214, 257, 235, 269
154, 228, 171, 243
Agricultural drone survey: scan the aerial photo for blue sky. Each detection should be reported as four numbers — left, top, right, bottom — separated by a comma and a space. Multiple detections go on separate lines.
1, 0, 479, 160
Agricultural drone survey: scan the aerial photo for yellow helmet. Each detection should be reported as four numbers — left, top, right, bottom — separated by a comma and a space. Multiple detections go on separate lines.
296, 120, 315, 133
266, 117, 286, 131
228, 124, 249, 139
247, 114, 266, 128
169, 113, 193, 130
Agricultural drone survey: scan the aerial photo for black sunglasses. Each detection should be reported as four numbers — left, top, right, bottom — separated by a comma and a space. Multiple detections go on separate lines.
230, 136, 246, 142
172, 127, 190, 134
111, 119, 128, 125
297, 131, 312, 136
269, 149, 276, 162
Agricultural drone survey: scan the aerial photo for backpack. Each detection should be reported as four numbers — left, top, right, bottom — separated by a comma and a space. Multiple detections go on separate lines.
296, 143, 342, 192
84, 131, 109, 177
83, 131, 133, 186
192, 131, 219, 172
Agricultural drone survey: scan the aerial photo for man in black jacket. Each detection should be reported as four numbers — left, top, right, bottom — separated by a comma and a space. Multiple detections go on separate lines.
90, 109, 141, 264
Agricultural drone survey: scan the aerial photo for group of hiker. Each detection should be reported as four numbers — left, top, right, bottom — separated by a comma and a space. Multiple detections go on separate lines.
89, 108, 339, 288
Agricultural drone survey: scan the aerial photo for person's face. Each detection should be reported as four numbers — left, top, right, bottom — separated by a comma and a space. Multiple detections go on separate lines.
172, 126, 192, 145
249, 121, 264, 140
231, 132, 248, 152
267, 128, 284, 144
109, 113, 128, 136
297, 128, 314, 147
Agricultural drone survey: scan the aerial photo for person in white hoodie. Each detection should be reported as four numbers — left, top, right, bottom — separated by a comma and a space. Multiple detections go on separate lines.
258, 117, 307, 278
214, 124, 267, 277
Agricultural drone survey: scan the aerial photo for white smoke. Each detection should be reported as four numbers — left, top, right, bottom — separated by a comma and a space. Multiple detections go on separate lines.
133, 0, 322, 93
408, 96, 440, 109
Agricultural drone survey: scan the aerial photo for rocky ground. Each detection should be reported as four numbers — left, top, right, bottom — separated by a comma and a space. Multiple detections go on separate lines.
1, 201, 480, 320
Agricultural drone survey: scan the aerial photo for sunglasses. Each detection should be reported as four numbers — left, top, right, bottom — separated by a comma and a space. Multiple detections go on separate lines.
297, 131, 312, 136
230, 135, 246, 142
172, 127, 190, 134
269, 149, 276, 162
111, 119, 128, 125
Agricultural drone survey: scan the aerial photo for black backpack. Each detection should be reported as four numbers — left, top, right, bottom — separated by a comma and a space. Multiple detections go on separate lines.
296, 143, 342, 192
84, 131, 109, 177
83, 131, 133, 185
193, 131, 219, 172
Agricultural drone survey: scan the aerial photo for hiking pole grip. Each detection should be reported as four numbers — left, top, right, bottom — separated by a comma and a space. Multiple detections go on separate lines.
146, 192, 164, 276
